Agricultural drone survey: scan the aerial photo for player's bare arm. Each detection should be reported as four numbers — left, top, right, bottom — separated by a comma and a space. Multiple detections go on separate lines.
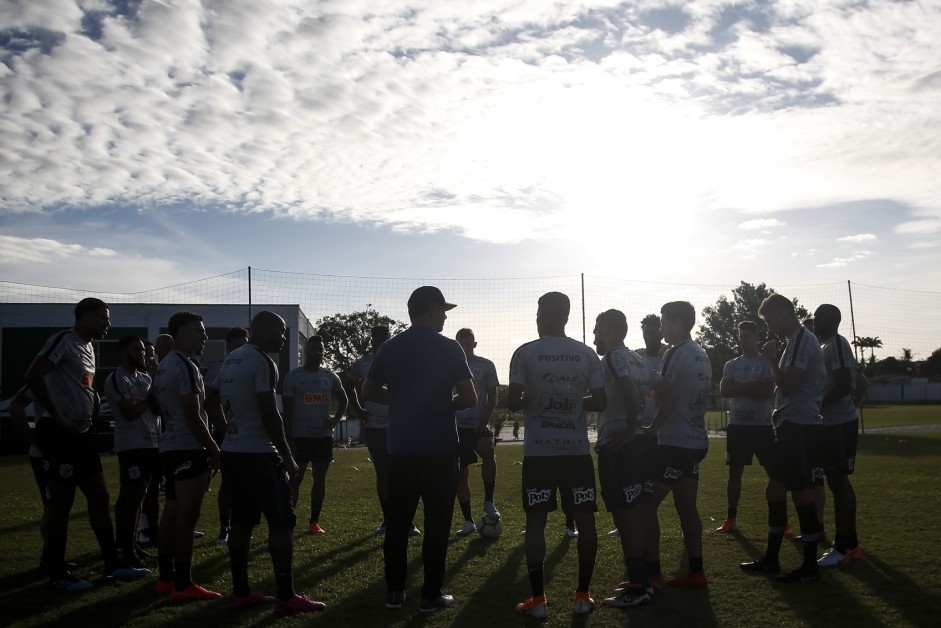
204, 386, 226, 431
331, 380, 349, 428
645, 379, 675, 436
762, 340, 805, 394
180, 392, 220, 468
506, 382, 525, 412
609, 375, 641, 448
582, 386, 607, 413
453, 379, 477, 411
26, 356, 71, 430
478, 385, 498, 432
257, 390, 299, 479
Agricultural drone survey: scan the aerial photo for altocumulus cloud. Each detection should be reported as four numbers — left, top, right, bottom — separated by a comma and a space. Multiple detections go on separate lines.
1, 0, 940, 244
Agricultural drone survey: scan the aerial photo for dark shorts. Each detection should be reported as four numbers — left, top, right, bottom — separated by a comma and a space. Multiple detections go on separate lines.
36, 424, 103, 486
365, 428, 389, 467
768, 421, 824, 490
652, 445, 707, 485
221, 451, 296, 530
293, 437, 334, 465
817, 419, 859, 479
29, 454, 51, 505
457, 427, 493, 468
726, 424, 775, 467
160, 449, 209, 500
117, 448, 160, 484
521, 454, 597, 513
597, 434, 655, 511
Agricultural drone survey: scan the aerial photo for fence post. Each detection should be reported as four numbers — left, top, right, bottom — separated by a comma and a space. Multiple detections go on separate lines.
581, 273, 586, 344
847, 279, 865, 435
248, 266, 253, 325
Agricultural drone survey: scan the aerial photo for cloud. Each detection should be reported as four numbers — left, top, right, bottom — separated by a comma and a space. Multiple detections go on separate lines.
0, 0, 939, 248
895, 218, 941, 236
739, 218, 785, 231
817, 249, 873, 269
836, 233, 876, 243
0, 235, 117, 264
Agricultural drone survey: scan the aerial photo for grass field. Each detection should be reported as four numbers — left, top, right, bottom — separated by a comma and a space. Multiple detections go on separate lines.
703, 404, 941, 432
2, 419, 940, 626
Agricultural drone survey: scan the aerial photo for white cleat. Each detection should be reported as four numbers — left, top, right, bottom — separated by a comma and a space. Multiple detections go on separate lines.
456, 520, 477, 537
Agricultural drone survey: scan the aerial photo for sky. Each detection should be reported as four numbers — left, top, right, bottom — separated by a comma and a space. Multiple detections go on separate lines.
1, 0, 940, 355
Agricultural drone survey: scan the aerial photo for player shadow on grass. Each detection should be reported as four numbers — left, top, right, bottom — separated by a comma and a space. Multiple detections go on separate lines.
839, 551, 941, 626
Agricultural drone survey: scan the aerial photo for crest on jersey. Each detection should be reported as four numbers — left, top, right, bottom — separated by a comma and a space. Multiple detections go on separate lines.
128, 466, 141, 480
59, 464, 74, 479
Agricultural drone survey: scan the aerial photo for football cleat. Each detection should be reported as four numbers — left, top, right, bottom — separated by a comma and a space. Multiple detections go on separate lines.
573, 591, 595, 614
667, 571, 708, 589
565, 527, 579, 538
49, 572, 93, 592
607, 528, 621, 537
231, 590, 274, 609
483, 501, 500, 519
515, 594, 548, 619
307, 522, 325, 535
385, 590, 406, 609
740, 557, 781, 574
716, 517, 738, 533
419, 594, 455, 614
456, 520, 477, 537
274, 593, 326, 614
603, 583, 651, 608
170, 582, 221, 601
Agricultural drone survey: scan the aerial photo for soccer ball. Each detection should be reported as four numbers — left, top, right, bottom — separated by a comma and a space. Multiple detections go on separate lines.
477, 514, 503, 540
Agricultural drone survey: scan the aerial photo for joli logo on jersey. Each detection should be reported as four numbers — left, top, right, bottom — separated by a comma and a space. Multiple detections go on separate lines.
541, 396, 575, 413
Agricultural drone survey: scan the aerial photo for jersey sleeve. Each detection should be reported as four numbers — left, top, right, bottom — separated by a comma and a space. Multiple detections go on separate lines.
485, 360, 499, 387
328, 370, 343, 389
611, 349, 635, 380
451, 341, 474, 385
508, 345, 527, 386
366, 348, 386, 384
38, 331, 69, 365
204, 362, 222, 391
758, 356, 772, 379
254, 354, 276, 393
785, 330, 815, 371
104, 373, 124, 406
586, 351, 604, 389
721, 359, 735, 382
282, 370, 296, 397
174, 357, 199, 396
660, 346, 680, 384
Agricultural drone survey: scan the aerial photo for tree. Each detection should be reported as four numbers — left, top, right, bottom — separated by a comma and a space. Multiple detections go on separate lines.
696, 281, 809, 382
313, 307, 407, 378
924, 348, 941, 379
853, 336, 883, 365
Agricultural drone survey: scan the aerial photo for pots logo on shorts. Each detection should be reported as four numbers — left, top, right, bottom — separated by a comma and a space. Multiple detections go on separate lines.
526, 489, 551, 506
663, 467, 682, 481
572, 488, 594, 505
174, 461, 193, 475
623, 483, 642, 503
59, 464, 74, 479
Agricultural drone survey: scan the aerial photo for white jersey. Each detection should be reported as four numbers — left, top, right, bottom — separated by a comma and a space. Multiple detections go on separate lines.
722, 355, 773, 426
636, 350, 663, 426
509, 336, 604, 457
455, 356, 499, 429
155, 350, 209, 452
657, 340, 711, 450
773, 326, 826, 427
597, 346, 659, 445
204, 360, 223, 391
348, 355, 389, 429
283, 366, 343, 438
36, 330, 96, 433
219, 344, 280, 454
820, 334, 857, 426
105, 367, 160, 451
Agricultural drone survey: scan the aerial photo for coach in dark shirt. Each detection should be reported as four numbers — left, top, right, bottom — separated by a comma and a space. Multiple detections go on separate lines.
363, 286, 477, 614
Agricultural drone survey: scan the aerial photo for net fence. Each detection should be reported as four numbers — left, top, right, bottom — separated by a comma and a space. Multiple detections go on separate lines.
2, 269, 938, 378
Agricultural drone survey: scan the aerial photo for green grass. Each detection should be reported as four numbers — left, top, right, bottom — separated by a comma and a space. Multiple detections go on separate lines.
704, 404, 941, 432
2, 426, 941, 627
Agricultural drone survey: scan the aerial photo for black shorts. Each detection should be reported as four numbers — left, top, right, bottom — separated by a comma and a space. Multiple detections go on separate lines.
652, 445, 707, 485
161, 449, 209, 500
457, 427, 491, 467
29, 454, 51, 505
221, 451, 296, 530
293, 437, 334, 464
36, 424, 103, 486
117, 448, 160, 484
365, 428, 389, 466
521, 454, 597, 513
597, 434, 655, 511
726, 424, 774, 467
768, 421, 824, 490
818, 419, 859, 478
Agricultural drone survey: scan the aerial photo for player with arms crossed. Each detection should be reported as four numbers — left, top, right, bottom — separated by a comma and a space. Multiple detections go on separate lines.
741, 293, 827, 583
592, 309, 661, 609
508, 292, 606, 619
283, 335, 348, 535
645, 301, 712, 589
220, 311, 325, 613
453, 328, 500, 536
154, 312, 220, 600
813, 304, 864, 567
105, 336, 162, 568
716, 321, 776, 533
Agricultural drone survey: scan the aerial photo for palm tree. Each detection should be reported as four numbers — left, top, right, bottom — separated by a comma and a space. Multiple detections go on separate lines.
853, 336, 883, 365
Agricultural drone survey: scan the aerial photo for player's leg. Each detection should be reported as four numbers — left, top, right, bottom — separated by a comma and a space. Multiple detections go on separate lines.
777, 424, 822, 581
366, 429, 390, 532
455, 428, 477, 534
171, 460, 213, 595
384, 455, 421, 606
114, 451, 149, 565
670, 473, 706, 586
417, 455, 458, 609
77, 469, 127, 575
157, 455, 177, 590
222, 452, 259, 605
519, 456, 552, 614
44, 473, 78, 583
141, 465, 160, 548
565, 455, 598, 610
476, 431, 498, 516
308, 443, 332, 533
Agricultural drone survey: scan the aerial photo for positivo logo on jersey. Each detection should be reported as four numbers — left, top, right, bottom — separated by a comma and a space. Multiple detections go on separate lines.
662, 467, 682, 481
623, 483, 642, 504
526, 489, 551, 506
572, 487, 595, 505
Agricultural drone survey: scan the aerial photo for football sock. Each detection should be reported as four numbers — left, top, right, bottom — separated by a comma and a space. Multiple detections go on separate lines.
565, 514, 575, 530
796, 502, 819, 569
174, 562, 193, 591
766, 500, 787, 562
483, 482, 495, 504
577, 560, 595, 592
527, 564, 545, 597
688, 556, 704, 574
728, 506, 738, 519
158, 554, 175, 582
275, 568, 294, 601
648, 558, 662, 576
627, 557, 647, 585
232, 563, 250, 598
310, 502, 323, 524
459, 501, 473, 522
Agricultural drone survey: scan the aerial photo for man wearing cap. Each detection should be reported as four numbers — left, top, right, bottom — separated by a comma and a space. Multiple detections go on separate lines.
362, 286, 477, 614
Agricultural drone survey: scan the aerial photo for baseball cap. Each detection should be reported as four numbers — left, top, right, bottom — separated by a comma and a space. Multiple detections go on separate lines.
407, 286, 456, 312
